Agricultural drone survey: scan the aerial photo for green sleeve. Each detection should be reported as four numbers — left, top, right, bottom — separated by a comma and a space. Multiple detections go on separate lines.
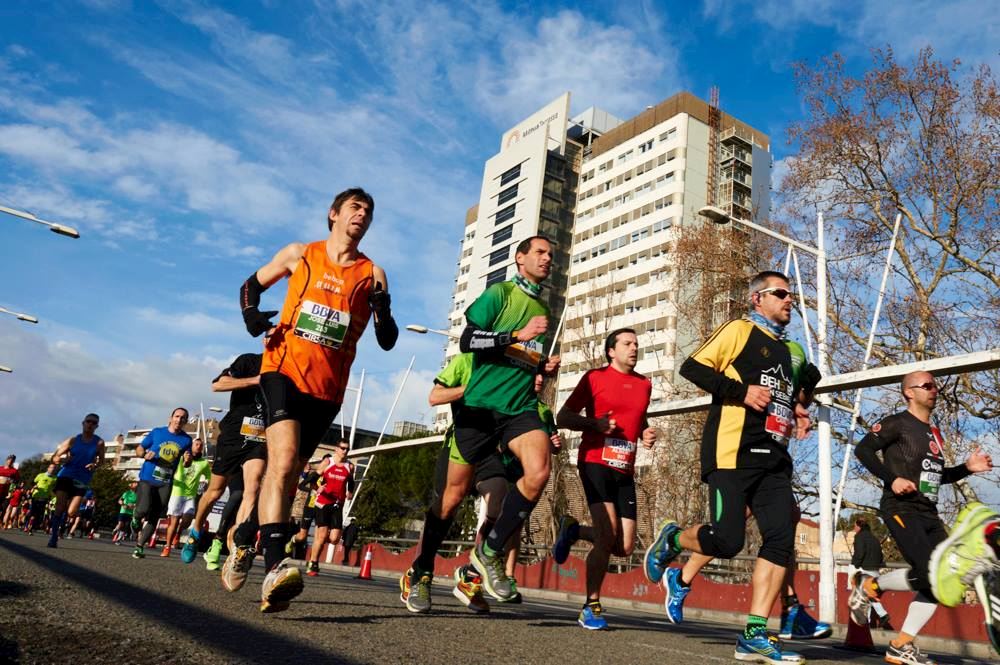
785, 341, 807, 392
537, 402, 556, 435
435, 353, 473, 388
464, 283, 507, 329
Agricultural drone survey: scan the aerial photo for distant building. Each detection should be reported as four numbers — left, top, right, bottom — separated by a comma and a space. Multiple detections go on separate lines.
392, 420, 430, 438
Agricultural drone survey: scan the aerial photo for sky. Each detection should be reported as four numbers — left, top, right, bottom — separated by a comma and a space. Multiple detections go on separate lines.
0, 0, 996, 463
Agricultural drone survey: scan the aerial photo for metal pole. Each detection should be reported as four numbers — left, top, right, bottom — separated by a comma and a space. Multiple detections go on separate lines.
547, 308, 567, 357
832, 213, 902, 528
349, 369, 365, 449
783, 243, 793, 276
373, 356, 415, 448
790, 249, 816, 364
815, 211, 835, 624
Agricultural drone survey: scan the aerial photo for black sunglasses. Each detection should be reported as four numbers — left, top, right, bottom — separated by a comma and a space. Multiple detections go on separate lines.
907, 382, 938, 391
757, 287, 796, 300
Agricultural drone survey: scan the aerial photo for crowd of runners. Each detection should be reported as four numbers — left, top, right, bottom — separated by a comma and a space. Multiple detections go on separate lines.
7, 187, 1000, 665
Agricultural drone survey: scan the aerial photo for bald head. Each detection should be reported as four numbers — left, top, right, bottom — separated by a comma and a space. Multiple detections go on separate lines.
901, 371, 938, 414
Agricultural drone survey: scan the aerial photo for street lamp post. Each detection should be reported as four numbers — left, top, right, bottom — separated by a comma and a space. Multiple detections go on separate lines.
698, 205, 836, 624
0, 204, 80, 238
0, 306, 39, 324
0, 365, 12, 374
405, 324, 458, 339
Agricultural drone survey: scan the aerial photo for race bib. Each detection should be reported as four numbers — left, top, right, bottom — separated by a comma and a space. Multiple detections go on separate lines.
152, 464, 172, 484
239, 416, 266, 443
919, 471, 941, 501
765, 402, 793, 444
293, 300, 350, 349
601, 437, 636, 471
504, 340, 542, 369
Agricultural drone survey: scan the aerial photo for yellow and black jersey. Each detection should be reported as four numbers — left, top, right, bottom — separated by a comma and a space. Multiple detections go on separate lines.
680, 319, 806, 478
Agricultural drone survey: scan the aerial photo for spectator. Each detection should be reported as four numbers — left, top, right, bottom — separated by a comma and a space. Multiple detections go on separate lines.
852, 517, 891, 629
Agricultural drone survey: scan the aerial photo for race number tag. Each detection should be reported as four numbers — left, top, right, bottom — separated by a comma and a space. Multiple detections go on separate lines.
240, 416, 266, 443
601, 437, 636, 471
919, 471, 941, 501
293, 300, 351, 349
504, 340, 542, 369
152, 464, 172, 484
765, 402, 793, 444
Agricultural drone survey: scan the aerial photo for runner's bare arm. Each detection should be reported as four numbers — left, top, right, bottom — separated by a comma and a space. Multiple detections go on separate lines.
212, 375, 260, 392
240, 243, 305, 337
86, 440, 105, 470
52, 437, 73, 464
369, 264, 398, 350
429, 383, 464, 406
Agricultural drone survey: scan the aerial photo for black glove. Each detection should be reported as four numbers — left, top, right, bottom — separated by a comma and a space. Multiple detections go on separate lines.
368, 286, 391, 321
800, 363, 822, 395
243, 309, 278, 337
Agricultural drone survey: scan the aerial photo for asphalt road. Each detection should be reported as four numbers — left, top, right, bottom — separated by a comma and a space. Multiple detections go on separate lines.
0, 530, 992, 664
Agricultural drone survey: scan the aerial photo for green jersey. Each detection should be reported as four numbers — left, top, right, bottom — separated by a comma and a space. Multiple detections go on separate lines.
119, 489, 137, 515
31, 472, 57, 501
462, 278, 550, 415
170, 457, 211, 498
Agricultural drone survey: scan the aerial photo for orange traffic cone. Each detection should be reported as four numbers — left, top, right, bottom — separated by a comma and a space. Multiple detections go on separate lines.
843, 616, 875, 651
357, 544, 373, 580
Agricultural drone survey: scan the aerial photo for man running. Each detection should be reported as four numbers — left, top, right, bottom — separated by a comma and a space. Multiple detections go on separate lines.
553, 328, 657, 630
4, 483, 25, 529
402, 236, 559, 613
290, 457, 327, 560
132, 408, 193, 559
48, 414, 106, 548
163, 438, 211, 556
849, 370, 993, 665
112, 481, 138, 544
241, 187, 397, 612
68, 489, 96, 538
25, 464, 58, 534
0, 455, 20, 504
182, 352, 266, 565
305, 441, 354, 576
644, 271, 821, 664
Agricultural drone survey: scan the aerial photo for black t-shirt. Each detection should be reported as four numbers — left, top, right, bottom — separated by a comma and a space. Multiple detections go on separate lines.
855, 410, 970, 515
215, 353, 264, 447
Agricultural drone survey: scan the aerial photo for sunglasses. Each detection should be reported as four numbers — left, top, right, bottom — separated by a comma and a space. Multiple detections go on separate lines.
757, 287, 796, 300
907, 382, 938, 391
336, 447, 349, 452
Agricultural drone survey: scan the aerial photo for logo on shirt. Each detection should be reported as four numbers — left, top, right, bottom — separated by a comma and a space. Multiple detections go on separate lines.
929, 428, 944, 456
872, 423, 882, 433
761, 347, 771, 358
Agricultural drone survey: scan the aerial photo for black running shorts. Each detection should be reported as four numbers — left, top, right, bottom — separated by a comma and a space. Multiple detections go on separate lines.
579, 461, 637, 521
260, 371, 341, 460
54, 476, 88, 497
315, 502, 344, 530
881, 507, 947, 594
432, 439, 509, 498
211, 439, 266, 478
452, 406, 545, 466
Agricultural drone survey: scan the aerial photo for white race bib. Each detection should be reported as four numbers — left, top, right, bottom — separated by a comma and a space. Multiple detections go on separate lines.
293, 300, 351, 349
239, 416, 266, 443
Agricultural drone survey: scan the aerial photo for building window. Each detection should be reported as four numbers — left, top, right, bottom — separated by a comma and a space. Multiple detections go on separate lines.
485, 267, 507, 287
497, 184, 518, 205
489, 246, 509, 266
492, 225, 513, 245
495, 204, 515, 224
500, 163, 521, 186
799, 533, 807, 545
638, 139, 654, 153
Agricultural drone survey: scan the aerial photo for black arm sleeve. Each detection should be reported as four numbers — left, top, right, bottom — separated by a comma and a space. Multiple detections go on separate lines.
855, 429, 897, 487
459, 323, 514, 353
679, 356, 748, 401
297, 471, 319, 492
374, 314, 398, 351
241, 272, 264, 312
942, 464, 972, 484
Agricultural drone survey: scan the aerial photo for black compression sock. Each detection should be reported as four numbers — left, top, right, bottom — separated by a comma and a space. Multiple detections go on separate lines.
260, 523, 290, 572
415, 509, 453, 573
234, 517, 259, 549
486, 486, 535, 554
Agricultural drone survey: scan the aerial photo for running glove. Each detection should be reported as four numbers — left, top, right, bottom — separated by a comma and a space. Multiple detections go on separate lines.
368, 285, 391, 320
243, 308, 278, 337
800, 363, 822, 395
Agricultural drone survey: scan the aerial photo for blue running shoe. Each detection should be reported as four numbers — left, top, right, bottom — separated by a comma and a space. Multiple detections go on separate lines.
664, 567, 690, 624
644, 520, 680, 584
180, 528, 200, 564
553, 516, 580, 565
578, 602, 608, 630
779, 603, 832, 639
735, 632, 804, 663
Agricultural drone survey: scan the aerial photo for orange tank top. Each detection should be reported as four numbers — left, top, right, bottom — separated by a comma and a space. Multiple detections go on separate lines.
261, 241, 375, 403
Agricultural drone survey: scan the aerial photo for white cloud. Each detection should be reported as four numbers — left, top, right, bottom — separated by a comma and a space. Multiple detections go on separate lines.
134, 307, 233, 336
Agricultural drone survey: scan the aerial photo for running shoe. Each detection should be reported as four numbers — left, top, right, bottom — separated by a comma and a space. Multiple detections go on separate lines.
734, 632, 803, 663
180, 529, 200, 564
452, 566, 489, 614
848, 573, 877, 626
553, 515, 580, 565
470, 543, 513, 601
644, 519, 681, 584
399, 568, 412, 604
578, 602, 608, 630
306, 561, 320, 577
259, 558, 304, 613
204, 539, 223, 571
222, 546, 256, 592
663, 567, 690, 624
885, 640, 936, 665
930, 502, 1000, 607
160, 545, 171, 558
132, 545, 145, 559
973, 571, 1000, 656
406, 569, 433, 614
499, 576, 522, 604
779, 603, 832, 639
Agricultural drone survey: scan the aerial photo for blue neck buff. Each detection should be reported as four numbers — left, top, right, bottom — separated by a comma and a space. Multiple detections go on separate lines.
747, 311, 786, 340
512, 273, 542, 298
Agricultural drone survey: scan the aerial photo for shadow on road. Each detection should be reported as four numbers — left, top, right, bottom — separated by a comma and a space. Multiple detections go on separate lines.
0, 538, 362, 665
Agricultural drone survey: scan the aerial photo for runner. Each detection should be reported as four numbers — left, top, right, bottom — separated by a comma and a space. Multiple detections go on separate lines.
849, 370, 994, 665
132, 408, 193, 559
204, 474, 245, 571
305, 441, 354, 576
3, 483, 25, 529
48, 414, 106, 548
241, 187, 397, 612
181, 352, 266, 566
25, 464, 58, 534
0, 455, 20, 505
162, 438, 211, 556
401, 236, 560, 613
850, 516, 892, 629
644, 271, 821, 664
552, 328, 657, 630
289, 457, 328, 561
112, 481, 139, 544
68, 489, 96, 538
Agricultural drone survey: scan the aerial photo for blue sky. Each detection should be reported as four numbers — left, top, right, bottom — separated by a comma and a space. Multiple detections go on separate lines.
0, 0, 995, 462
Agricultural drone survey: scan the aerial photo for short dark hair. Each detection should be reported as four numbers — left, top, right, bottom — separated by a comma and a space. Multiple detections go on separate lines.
604, 328, 636, 362
84, 413, 100, 421
171, 407, 189, 418
515, 235, 551, 256
328, 188, 375, 230
321, 453, 332, 460
749, 270, 790, 305
855, 517, 868, 530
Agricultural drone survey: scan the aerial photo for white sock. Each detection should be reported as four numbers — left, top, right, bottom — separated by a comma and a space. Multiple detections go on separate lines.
876, 568, 913, 592
900, 599, 937, 637
872, 600, 888, 618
